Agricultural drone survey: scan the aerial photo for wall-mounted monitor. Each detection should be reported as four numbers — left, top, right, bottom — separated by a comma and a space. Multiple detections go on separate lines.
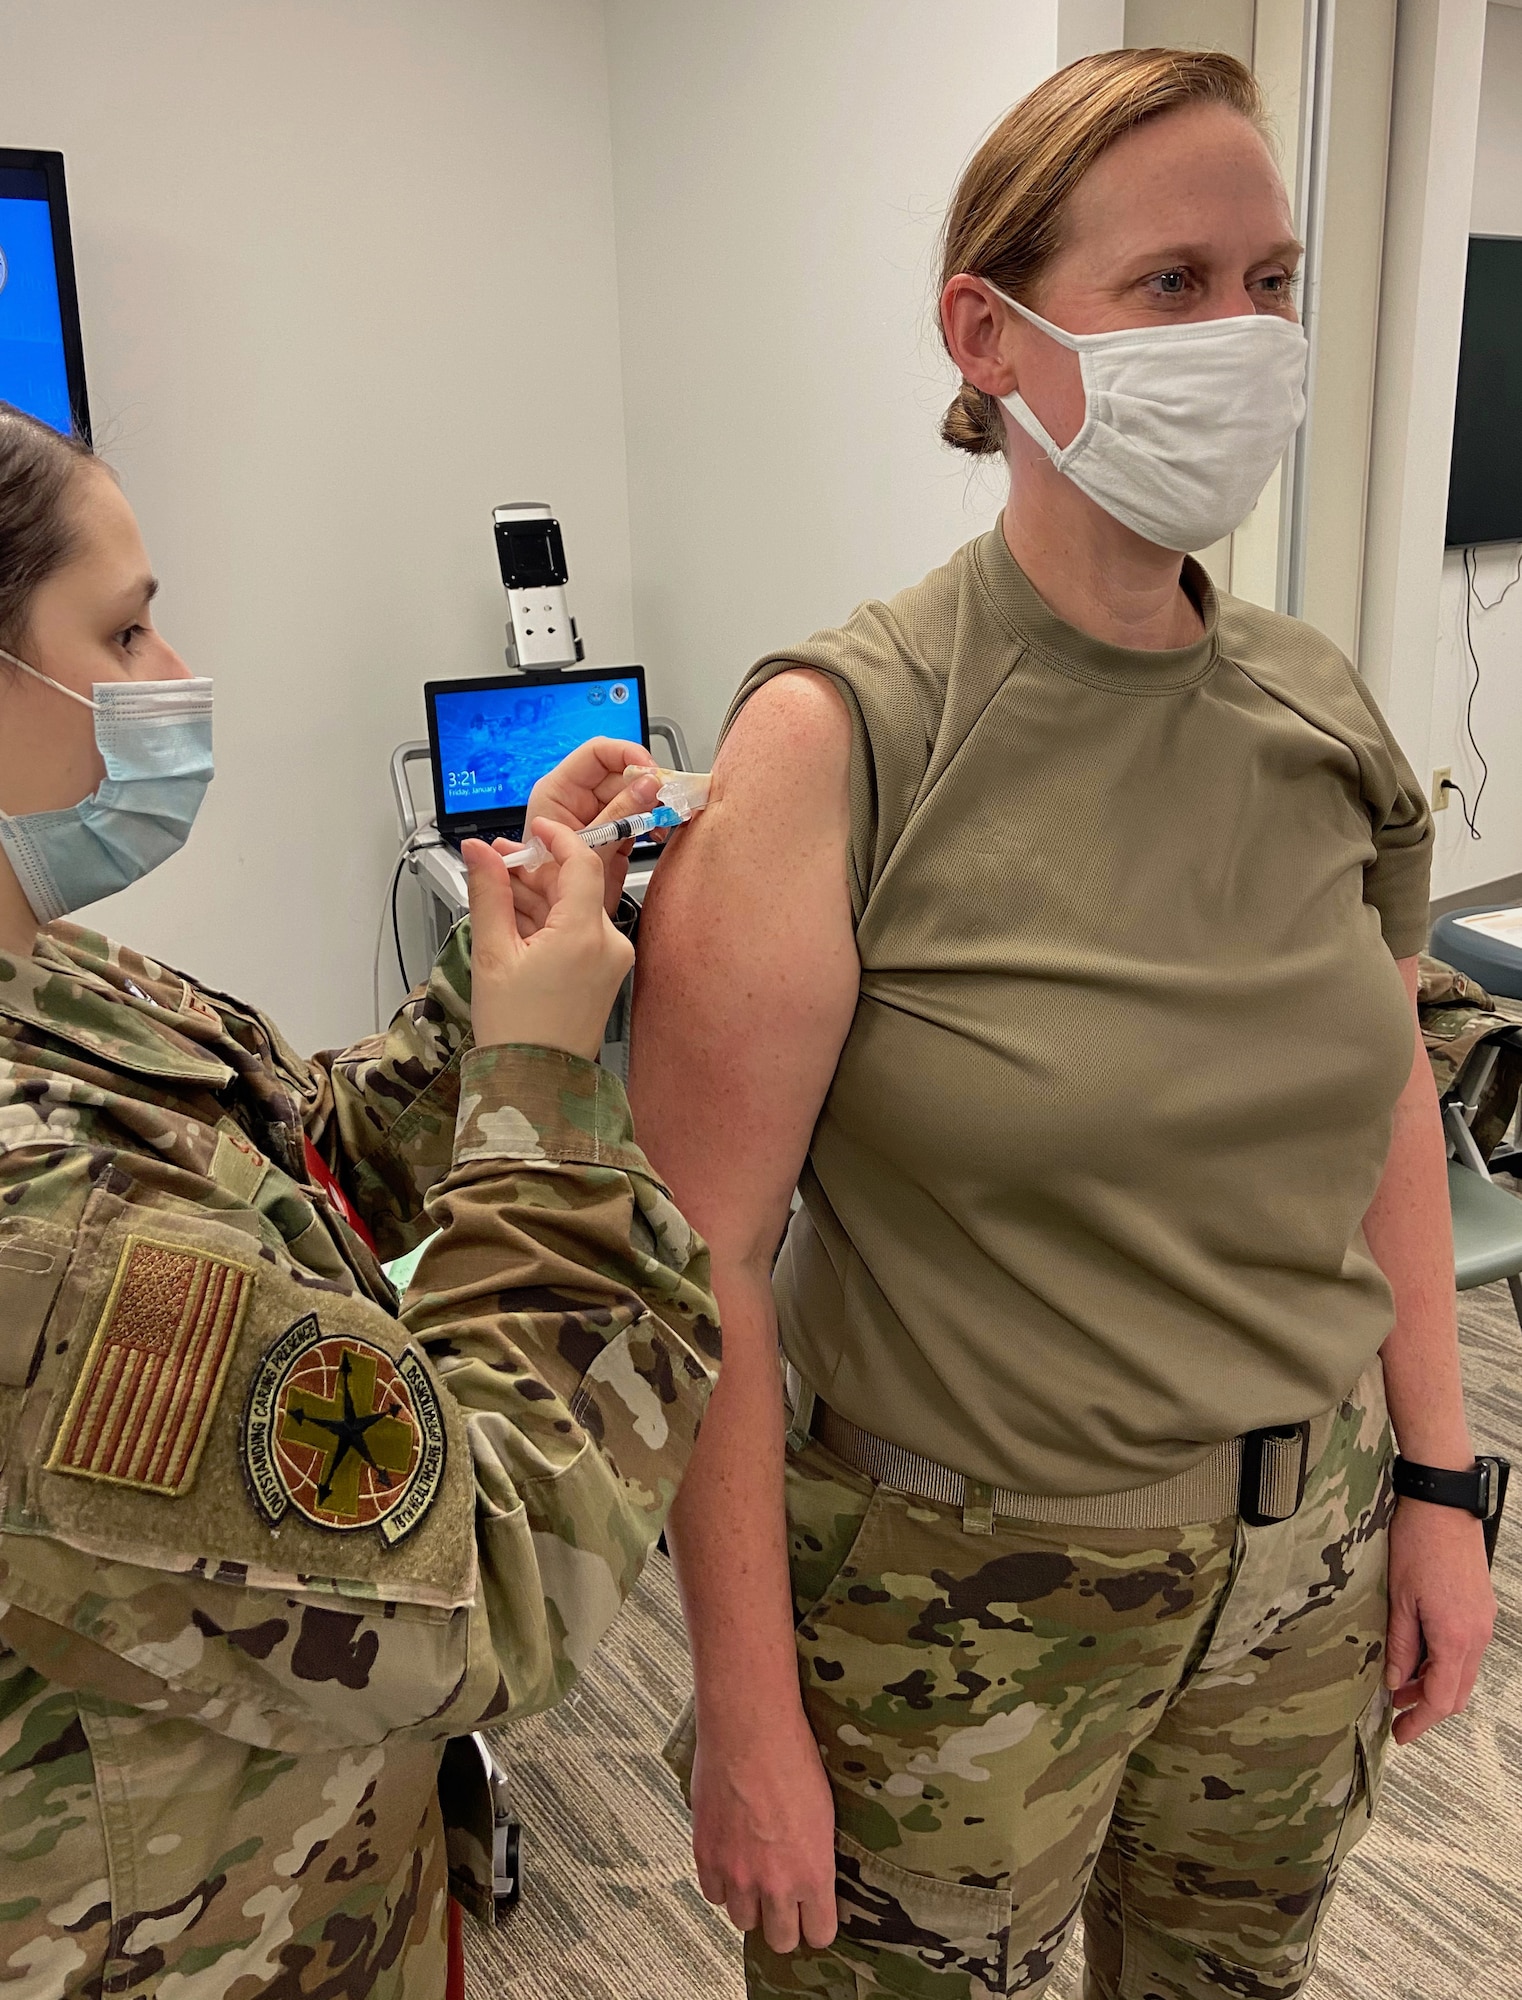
0, 148, 89, 440
1447, 235, 1522, 549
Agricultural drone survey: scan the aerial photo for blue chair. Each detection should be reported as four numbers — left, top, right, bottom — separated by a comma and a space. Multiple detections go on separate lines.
1429, 905, 1522, 1002
1441, 1034, 1522, 1334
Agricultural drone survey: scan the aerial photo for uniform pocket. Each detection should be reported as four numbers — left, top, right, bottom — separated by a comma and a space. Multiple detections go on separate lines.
1301, 1684, 1391, 1971
1358, 1681, 1391, 1813
786, 1434, 880, 1631
1333, 1684, 1391, 1864
0, 1217, 73, 1389
12, 1195, 475, 1611
835, 1829, 1011, 1999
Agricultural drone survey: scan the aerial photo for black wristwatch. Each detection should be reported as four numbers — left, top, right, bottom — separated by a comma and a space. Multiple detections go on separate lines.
1392, 1454, 1510, 1566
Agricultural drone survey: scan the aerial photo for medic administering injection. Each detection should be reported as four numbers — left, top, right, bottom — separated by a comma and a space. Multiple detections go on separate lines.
0, 402, 720, 2000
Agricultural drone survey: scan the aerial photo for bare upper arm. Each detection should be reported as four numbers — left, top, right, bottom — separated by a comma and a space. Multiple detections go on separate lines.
628, 670, 859, 1269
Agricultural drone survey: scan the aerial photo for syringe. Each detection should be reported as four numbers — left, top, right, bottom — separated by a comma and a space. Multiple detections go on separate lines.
500, 806, 683, 871
499, 768, 712, 871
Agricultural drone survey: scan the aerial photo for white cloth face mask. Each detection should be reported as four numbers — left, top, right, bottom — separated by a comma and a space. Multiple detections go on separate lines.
988, 285, 1308, 552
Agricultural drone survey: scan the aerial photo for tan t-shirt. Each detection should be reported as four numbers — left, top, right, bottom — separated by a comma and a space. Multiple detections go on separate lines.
725, 526, 1432, 1495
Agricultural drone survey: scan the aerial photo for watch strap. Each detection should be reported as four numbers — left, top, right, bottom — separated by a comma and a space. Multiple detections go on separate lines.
1391, 1456, 1494, 1516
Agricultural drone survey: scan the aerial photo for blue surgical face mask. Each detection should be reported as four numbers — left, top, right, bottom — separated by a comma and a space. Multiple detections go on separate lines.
0, 649, 213, 924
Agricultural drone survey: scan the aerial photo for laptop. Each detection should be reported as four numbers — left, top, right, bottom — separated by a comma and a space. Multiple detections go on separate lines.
423, 665, 653, 853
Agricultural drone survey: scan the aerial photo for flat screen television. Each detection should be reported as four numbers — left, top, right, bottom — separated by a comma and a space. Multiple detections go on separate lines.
0, 148, 89, 440
1447, 235, 1522, 548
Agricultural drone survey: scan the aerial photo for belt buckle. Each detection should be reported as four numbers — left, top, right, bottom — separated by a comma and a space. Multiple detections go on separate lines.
1239, 1421, 1311, 1527
783, 1363, 817, 1455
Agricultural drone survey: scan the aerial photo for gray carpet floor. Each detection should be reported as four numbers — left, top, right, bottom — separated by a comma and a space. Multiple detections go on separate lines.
467, 1283, 1522, 2000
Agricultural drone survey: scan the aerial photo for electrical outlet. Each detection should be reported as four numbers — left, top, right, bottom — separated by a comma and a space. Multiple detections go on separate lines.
1432, 766, 1452, 811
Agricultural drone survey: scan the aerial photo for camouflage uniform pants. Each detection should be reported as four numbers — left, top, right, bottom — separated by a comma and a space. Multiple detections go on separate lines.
745, 1365, 1392, 2000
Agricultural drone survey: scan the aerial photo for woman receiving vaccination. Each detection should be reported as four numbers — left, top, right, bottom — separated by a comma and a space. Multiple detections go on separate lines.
0, 402, 718, 1998
633, 48, 1496, 2000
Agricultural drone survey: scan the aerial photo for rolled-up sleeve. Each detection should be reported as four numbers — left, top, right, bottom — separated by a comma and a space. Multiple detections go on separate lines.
1354, 684, 1434, 962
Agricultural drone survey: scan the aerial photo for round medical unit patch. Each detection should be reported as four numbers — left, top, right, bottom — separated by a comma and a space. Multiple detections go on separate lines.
245, 1314, 446, 1545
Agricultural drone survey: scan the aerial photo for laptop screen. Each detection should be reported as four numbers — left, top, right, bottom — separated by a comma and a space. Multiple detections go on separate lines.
427, 667, 648, 832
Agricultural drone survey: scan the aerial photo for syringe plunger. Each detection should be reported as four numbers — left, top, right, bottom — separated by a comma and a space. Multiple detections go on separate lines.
500, 804, 683, 871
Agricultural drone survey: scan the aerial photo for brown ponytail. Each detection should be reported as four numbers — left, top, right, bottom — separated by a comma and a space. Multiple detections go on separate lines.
938, 48, 1269, 456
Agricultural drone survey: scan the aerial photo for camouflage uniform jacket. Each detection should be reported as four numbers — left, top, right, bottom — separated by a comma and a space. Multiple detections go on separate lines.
0, 920, 719, 1999
1419, 951, 1522, 1157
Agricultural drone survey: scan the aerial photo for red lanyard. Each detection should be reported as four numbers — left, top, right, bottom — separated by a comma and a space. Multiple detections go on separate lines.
302, 1135, 378, 1255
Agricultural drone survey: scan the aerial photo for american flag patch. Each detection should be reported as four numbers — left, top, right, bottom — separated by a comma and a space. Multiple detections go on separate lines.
47, 1235, 254, 1496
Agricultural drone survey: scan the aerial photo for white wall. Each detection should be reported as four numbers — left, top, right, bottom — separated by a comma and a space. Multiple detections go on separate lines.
0, 0, 634, 1049
12, 0, 1500, 1043
1058, 0, 1125, 65
1428, 0, 1522, 899
603, 0, 1062, 761
1358, 0, 1486, 782
1470, 0, 1522, 235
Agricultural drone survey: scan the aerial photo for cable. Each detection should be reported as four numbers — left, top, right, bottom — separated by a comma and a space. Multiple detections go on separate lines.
392, 857, 409, 994
1441, 776, 1481, 841
1455, 546, 1494, 841
1469, 542, 1522, 613
373, 843, 410, 1034
373, 831, 441, 1032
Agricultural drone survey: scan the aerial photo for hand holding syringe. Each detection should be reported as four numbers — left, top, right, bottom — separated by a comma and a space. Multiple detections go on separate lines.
501, 767, 712, 870
465, 757, 713, 1041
